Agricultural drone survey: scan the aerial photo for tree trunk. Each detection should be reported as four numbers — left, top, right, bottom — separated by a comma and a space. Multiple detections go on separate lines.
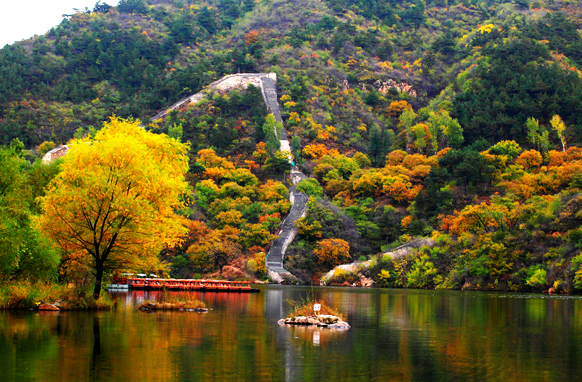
94, 261, 104, 300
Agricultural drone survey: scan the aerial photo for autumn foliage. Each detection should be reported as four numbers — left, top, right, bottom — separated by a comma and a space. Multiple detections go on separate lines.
314, 239, 350, 269
37, 118, 189, 298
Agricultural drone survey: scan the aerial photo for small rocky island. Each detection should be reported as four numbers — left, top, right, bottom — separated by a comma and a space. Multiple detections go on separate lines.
278, 314, 350, 328
278, 300, 350, 329
138, 295, 208, 312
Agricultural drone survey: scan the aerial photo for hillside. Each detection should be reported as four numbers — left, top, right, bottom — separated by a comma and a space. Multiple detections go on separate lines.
3, 0, 582, 293
2, 0, 581, 149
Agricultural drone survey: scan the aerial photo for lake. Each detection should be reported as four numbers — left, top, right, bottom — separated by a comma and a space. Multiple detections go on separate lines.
1, 285, 581, 381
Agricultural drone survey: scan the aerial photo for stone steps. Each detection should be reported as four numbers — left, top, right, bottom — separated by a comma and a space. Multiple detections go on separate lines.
152, 72, 309, 283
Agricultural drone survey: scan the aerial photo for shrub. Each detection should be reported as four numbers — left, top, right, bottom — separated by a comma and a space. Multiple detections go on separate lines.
526, 267, 547, 289
247, 252, 267, 279
488, 140, 522, 159
297, 178, 324, 197
286, 296, 344, 319
376, 269, 392, 288
406, 254, 439, 288
0, 281, 113, 310
330, 268, 359, 284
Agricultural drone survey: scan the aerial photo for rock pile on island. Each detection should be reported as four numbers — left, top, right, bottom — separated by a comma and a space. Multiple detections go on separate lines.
278, 314, 350, 329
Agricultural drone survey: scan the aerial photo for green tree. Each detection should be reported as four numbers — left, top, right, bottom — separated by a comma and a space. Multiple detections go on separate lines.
526, 117, 540, 148
0, 146, 58, 281
262, 114, 281, 155
399, 108, 417, 153
297, 178, 323, 197
198, 7, 217, 35
168, 123, 183, 142
291, 136, 301, 164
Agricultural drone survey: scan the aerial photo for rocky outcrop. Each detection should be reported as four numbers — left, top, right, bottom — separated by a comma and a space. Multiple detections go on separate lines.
320, 238, 435, 285
278, 315, 350, 329
42, 145, 69, 163
39, 303, 60, 311
374, 79, 417, 97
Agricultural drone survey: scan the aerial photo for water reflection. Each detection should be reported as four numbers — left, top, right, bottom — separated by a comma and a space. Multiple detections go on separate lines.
0, 287, 581, 381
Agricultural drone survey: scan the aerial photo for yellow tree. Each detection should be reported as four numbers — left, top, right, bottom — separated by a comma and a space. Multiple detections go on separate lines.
37, 118, 189, 299
550, 115, 567, 152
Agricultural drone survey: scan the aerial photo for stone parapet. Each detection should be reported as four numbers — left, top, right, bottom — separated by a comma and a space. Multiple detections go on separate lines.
42, 145, 69, 163
151, 73, 277, 121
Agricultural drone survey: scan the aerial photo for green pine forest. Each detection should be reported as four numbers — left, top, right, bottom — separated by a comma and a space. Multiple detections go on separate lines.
3, 0, 582, 301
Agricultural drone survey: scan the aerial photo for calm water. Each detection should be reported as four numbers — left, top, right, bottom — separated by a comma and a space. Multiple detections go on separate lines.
1, 286, 581, 381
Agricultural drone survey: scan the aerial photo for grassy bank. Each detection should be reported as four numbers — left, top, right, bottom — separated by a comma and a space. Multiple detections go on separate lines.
0, 281, 114, 310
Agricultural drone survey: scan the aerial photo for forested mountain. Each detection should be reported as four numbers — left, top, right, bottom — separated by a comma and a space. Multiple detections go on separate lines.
2, 0, 581, 149
3, 0, 582, 294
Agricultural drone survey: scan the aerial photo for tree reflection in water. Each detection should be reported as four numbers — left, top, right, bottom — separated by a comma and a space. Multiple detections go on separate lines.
0, 287, 581, 381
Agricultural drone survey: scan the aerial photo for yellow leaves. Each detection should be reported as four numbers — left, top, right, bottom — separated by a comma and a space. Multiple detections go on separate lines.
252, 142, 268, 163
346, 58, 358, 67
239, 223, 276, 248
198, 179, 219, 193
352, 171, 383, 197
386, 100, 412, 118
258, 180, 288, 202
197, 148, 235, 170
550, 115, 568, 151
204, 166, 229, 181
288, 112, 301, 124
379, 61, 393, 70
303, 144, 330, 159
37, 117, 189, 275
275, 150, 293, 163
478, 24, 495, 34
296, 218, 322, 239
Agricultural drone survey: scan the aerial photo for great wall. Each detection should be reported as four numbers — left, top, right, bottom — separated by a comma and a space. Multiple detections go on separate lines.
42, 73, 309, 283
152, 72, 307, 283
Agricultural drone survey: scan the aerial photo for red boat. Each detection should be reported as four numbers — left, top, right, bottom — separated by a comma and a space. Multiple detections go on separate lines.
125, 278, 258, 292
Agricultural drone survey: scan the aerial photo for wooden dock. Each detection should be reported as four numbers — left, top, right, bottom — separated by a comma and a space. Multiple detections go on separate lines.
109, 277, 259, 292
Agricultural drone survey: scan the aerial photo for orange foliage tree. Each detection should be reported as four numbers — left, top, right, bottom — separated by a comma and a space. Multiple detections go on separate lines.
303, 143, 339, 159
516, 149, 542, 171
314, 238, 350, 269
386, 100, 412, 118
245, 30, 260, 45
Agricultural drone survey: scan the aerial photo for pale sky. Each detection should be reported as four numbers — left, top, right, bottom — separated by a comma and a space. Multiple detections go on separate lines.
0, 0, 120, 48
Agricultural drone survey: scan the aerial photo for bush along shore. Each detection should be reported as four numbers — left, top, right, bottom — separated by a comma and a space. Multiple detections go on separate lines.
278, 298, 350, 329
138, 294, 208, 312
0, 281, 114, 311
